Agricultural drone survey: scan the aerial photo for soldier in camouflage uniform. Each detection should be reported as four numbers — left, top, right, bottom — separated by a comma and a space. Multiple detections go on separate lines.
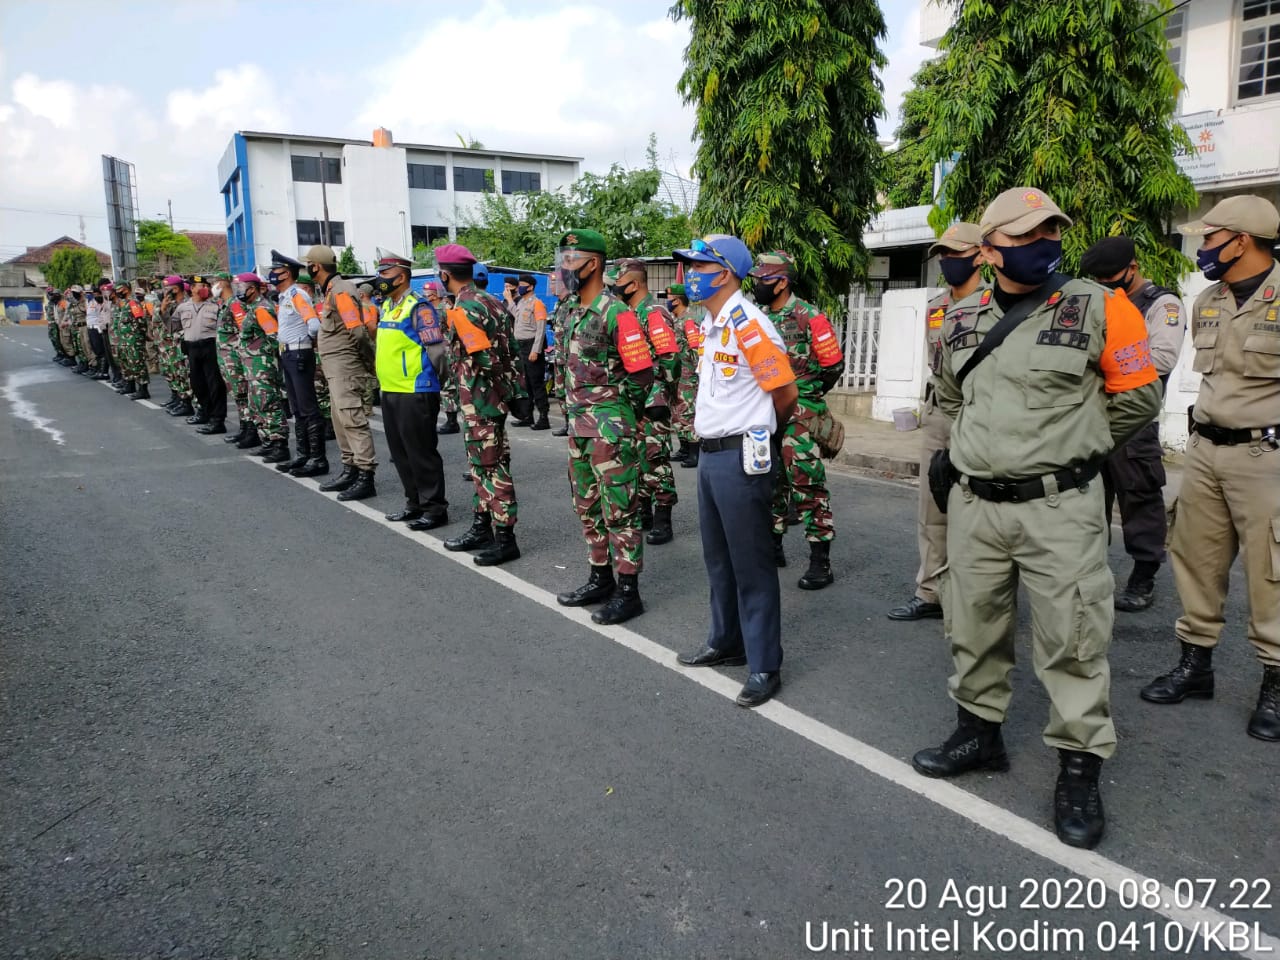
610, 258, 680, 546
212, 274, 253, 445
145, 282, 168, 385
434, 244, 524, 567
553, 230, 658, 626
235, 273, 290, 463
45, 288, 68, 363
112, 280, 151, 400
159, 277, 195, 417
424, 280, 460, 435
751, 251, 843, 589
547, 272, 571, 437
135, 279, 159, 374
666, 283, 702, 468
64, 286, 90, 374
56, 289, 77, 363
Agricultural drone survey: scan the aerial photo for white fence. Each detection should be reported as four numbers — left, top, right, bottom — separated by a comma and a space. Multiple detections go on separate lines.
836, 290, 881, 390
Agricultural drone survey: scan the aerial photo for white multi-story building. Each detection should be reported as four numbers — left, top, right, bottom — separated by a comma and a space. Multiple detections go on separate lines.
217, 129, 581, 274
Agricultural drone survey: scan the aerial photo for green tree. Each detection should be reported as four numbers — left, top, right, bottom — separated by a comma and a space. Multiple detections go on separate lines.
45, 247, 103, 289
881, 57, 947, 210
136, 219, 198, 274
337, 246, 361, 274
671, 0, 888, 312
922, 0, 1196, 286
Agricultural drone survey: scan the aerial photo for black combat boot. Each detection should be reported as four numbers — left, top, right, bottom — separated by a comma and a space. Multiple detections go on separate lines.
646, 505, 674, 545
1115, 561, 1158, 613
773, 531, 787, 568
196, 419, 226, 435
552, 421, 569, 437
224, 421, 248, 444
530, 410, 550, 431
170, 399, 194, 417
911, 705, 1010, 778
291, 421, 329, 477
798, 540, 834, 590
319, 464, 358, 492
438, 411, 460, 435
592, 573, 644, 625
337, 469, 376, 502
1247, 665, 1280, 741
259, 439, 290, 464
639, 499, 654, 531
277, 427, 309, 472
1054, 750, 1105, 849
671, 440, 690, 465
680, 443, 699, 468
236, 425, 262, 450
444, 512, 494, 552
94, 359, 110, 380
474, 525, 520, 566
187, 407, 210, 425
73, 360, 89, 374
1139, 641, 1214, 704
557, 565, 615, 607
128, 382, 151, 401
114, 378, 133, 394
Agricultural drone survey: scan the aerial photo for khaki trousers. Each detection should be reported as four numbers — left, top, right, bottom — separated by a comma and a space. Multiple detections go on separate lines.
1172, 435, 1280, 666
915, 402, 951, 604
324, 353, 377, 470
944, 478, 1116, 758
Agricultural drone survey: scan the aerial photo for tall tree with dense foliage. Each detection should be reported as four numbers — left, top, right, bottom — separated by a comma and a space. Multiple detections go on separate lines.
881, 57, 947, 210
671, 0, 887, 311
45, 248, 104, 289
136, 219, 198, 274
337, 246, 361, 274
922, 0, 1196, 286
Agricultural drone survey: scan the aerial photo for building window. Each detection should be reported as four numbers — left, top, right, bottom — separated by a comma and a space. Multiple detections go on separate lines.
453, 166, 492, 192
1165, 7, 1186, 82
501, 170, 541, 194
291, 155, 342, 183
1239, 0, 1280, 101
296, 220, 346, 247
411, 225, 451, 246
407, 163, 447, 190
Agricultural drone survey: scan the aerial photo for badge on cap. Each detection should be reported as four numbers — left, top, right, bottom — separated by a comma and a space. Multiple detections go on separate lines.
1024, 191, 1044, 209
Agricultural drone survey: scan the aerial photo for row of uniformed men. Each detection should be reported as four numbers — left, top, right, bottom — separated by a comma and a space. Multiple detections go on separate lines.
889, 188, 1280, 852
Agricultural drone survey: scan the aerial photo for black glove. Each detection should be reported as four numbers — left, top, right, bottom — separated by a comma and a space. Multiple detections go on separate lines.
818, 365, 842, 395
643, 405, 670, 422
927, 447, 955, 514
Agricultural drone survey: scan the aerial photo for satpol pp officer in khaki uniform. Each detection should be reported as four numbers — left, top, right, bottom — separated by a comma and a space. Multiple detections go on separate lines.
1141, 195, 1280, 742
889, 222, 986, 622
1080, 235, 1186, 612
911, 187, 1162, 850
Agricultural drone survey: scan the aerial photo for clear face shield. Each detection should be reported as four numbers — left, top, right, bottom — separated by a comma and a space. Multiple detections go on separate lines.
556, 248, 596, 295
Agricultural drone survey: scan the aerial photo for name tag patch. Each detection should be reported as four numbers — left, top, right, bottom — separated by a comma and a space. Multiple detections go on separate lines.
1037, 329, 1091, 350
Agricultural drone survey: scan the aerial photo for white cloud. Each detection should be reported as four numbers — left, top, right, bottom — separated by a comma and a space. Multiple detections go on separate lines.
878, 1, 933, 141
11, 73, 77, 128
167, 65, 284, 139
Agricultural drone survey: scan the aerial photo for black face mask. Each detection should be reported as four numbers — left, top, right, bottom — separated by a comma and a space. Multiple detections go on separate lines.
1098, 268, 1133, 292
754, 279, 783, 303
372, 277, 394, 297
939, 255, 980, 288
616, 283, 638, 301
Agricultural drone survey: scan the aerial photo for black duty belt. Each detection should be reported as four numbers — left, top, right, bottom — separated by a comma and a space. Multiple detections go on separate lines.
964, 461, 1101, 504
700, 433, 745, 453
1190, 420, 1280, 446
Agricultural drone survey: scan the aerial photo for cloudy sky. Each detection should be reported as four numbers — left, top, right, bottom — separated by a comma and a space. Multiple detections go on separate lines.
0, 0, 931, 260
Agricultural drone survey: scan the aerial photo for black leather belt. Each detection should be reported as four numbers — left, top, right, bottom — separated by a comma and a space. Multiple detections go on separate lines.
700, 433, 745, 453
1191, 420, 1280, 446
965, 461, 1101, 504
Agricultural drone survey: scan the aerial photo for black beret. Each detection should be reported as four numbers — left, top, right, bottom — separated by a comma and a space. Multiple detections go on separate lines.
1079, 236, 1136, 278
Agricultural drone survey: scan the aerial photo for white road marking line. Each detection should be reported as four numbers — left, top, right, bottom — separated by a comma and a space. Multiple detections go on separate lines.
245, 453, 1277, 959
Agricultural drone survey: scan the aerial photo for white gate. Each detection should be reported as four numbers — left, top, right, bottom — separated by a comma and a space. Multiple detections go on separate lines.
836, 288, 881, 391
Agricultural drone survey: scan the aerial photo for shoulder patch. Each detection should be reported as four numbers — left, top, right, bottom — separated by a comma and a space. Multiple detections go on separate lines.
728, 305, 750, 329
1046, 290, 1063, 307
979, 289, 992, 307
928, 306, 945, 329
1163, 303, 1181, 325
1263, 285, 1276, 302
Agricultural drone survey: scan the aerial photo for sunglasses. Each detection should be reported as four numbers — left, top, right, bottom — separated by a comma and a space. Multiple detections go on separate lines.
689, 237, 733, 270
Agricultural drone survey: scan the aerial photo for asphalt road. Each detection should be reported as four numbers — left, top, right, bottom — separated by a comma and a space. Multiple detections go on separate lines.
2, 323, 1277, 960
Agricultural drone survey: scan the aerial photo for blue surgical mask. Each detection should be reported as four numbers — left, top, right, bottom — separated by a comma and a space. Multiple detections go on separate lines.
684, 268, 722, 303
988, 237, 1062, 286
1196, 236, 1241, 282
517, 284, 530, 296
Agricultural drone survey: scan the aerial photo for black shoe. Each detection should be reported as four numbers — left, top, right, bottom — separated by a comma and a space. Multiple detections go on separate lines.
557, 565, 616, 606
736, 672, 781, 708
512, 417, 534, 428
118, 380, 136, 395
438, 415, 460, 435
773, 531, 787, 568
474, 525, 520, 566
646, 505, 673, 545
444, 512, 493, 552
680, 446, 699, 468
912, 706, 1010, 778
187, 412, 210, 425
292, 421, 330, 477
196, 420, 227, 435
259, 439, 290, 464
236, 426, 262, 450
170, 401, 194, 418
128, 383, 151, 401
407, 512, 450, 531
1115, 579, 1155, 612
1247, 665, 1280, 741
385, 504, 424, 522
336, 469, 375, 501
552, 424, 569, 437
291, 456, 330, 477
74, 361, 89, 374
461, 471, 473, 484
224, 422, 248, 444
591, 574, 643, 624
888, 596, 943, 621
798, 540, 834, 590
320, 465, 360, 493
530, 413, 550, 431
677, 645, 747, 668
1140, 641, 1214, 704
638, 500, 653, 531
671, 440, 691, 465
1054, 750, 1105, 849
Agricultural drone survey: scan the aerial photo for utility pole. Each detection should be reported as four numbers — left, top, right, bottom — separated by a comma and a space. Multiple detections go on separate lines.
167, 199, 174, 230
78, 215, 86, 243
318, 151, 332, 247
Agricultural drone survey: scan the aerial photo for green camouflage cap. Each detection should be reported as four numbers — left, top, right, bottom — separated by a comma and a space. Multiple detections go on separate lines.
604, 263, 621, 285
667, 283, 686, 297
749, 250, 794, 279
214, 271, 232, 281
558, 229, 607, 256
613, 257, 646, 278
298, 272, 314, 285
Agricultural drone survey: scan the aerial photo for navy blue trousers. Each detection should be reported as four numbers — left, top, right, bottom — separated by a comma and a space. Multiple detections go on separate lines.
697, 448, 784, 673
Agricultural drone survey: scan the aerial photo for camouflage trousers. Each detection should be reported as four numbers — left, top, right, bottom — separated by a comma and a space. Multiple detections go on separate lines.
315, 353, 332, 420
771, 409, 834, 542
673, 371, 698, 443
72, 321, 90, 363
440, 349, 459, 415
464, 413, 517, 527
244, 345, 288, 442
47, 321, 61, 355
568, 435, 643, 575
146, 316, 167, 375
551, 360, 567, 420
638, 416, 677, 507
216, 335, 248, 423
117, 319, 150, 384
160, 331, 191, 400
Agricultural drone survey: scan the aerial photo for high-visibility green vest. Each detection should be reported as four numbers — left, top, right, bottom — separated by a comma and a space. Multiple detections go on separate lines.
376, 291, 441, 393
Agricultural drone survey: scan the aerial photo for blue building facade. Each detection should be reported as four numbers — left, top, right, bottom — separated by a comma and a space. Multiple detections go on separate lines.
218, 133, 256, 274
